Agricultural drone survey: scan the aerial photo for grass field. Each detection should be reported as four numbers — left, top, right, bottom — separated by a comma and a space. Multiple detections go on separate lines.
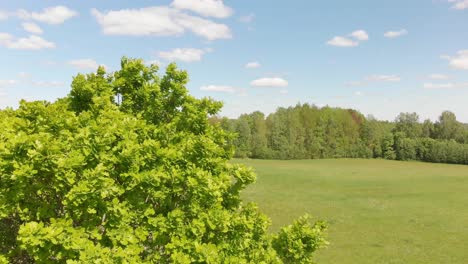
236, 159, 468, 264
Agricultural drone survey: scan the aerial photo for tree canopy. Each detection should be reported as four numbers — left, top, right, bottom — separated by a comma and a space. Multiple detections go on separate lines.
218, 105, 468, 165
0, 58, 327, 263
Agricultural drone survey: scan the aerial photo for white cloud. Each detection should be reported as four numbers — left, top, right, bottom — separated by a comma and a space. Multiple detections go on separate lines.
174, 13, 232, 40
350, 30, 369, 41
366, 75, 401, 82
200, 85, 247, 96
328, 30, 369, 47
327, 36, 358, 47
91, 6, 232, 41
279, 89, 288, 94
158, 48, 207, 62
0, 33, 55, 50
447, 50, 468, 70
200, 85, 236, 93
355, 91, 363, 96
91, 7, 184, 37
171, 0, 233, 18
22, 22, 43, 34
239, 13, 255, 23
17, 6, 78, 25
423, 82, 468, 89
449, 0, 468, 10
245, 61, 261, 69
251, 77, 288, 87
428, 74, 450, 80
384, 29, 408, 38
0, 80, 17, 88
68, 59, 106, 71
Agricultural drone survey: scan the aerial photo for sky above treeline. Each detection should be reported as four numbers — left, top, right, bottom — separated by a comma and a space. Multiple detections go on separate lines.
0, 0, 468, 122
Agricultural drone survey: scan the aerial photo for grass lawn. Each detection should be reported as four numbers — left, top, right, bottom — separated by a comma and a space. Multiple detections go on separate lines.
236, 159, 468, 264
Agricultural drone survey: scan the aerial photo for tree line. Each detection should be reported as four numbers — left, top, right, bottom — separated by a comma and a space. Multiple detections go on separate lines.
212, 104, 468, 165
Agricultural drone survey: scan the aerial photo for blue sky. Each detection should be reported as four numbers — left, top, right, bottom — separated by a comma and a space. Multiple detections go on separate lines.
1, 0, 468, 121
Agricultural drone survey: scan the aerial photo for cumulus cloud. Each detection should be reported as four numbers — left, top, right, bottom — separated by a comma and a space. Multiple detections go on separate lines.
200, 85, 236, 93
171, 0, 233, 18
448, 0, 468, 10
200, 85, 247, 96
428, 74, 450, 80
423, 82, 468, 89
68, 59, 106, 71
251, 77, 288, 87
22, 22, 43, 34
0, 33, 55, 50
91, 7, 232, 41
174, 13, 232, 40
245, 61, 261, 69
327, 36, 358, 47
17, 6, 78, 24
445, 50, 468, 70
350, 30, 369, 41
384, 29, 408, 38
158, 48, 207, 62
327, 30, 368, 47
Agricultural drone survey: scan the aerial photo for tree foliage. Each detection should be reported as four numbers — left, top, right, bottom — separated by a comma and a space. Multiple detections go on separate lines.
218, 108, 468, 165
0, 58, 327, 263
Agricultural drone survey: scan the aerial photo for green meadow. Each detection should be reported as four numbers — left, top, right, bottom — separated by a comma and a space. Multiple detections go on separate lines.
238, 159, 468, 264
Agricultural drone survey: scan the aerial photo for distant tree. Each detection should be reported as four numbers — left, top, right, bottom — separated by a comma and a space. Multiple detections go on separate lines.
421, 119, 434, 138
248, 111, 269, 158
382, 133, 396, 160
234, 115, 252, 158
286, 106, 307, 159
434, 111, 464, 142
266, 108, 290, 159
216, 104, 467, 165
394, 133, 417, 161
394, 112, 422, 138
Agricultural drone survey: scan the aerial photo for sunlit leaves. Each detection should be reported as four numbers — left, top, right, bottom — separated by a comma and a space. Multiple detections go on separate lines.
0, 57, 326, 263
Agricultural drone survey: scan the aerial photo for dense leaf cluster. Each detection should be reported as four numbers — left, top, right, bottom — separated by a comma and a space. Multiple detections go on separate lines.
217, 105, 468, 165
0, 58, 327, 263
